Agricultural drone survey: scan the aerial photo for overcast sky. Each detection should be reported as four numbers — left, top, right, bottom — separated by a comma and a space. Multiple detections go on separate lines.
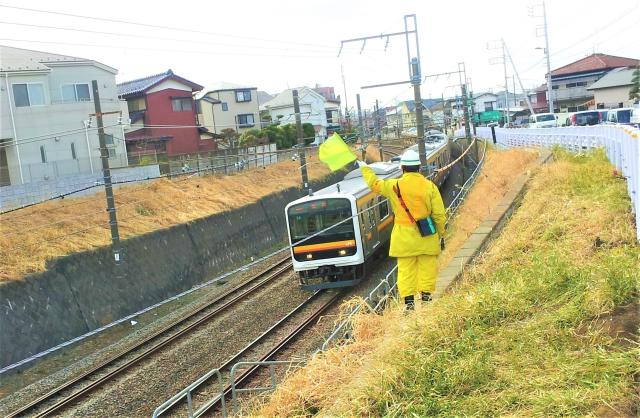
1, 0, 639, 112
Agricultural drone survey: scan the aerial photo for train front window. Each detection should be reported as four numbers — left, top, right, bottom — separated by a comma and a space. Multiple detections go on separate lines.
288, 199, 355, 244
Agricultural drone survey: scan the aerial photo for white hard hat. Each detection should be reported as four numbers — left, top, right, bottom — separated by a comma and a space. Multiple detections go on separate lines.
400, 149, 421, 166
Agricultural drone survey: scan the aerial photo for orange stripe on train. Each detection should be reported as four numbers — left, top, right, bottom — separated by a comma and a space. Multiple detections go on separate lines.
293, 239, 357, 254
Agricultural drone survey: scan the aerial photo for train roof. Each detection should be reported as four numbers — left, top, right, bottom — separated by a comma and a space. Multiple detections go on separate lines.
288, 139, 449, 208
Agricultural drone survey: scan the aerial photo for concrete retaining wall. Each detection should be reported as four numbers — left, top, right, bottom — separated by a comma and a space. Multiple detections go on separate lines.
0, 172, 342, 369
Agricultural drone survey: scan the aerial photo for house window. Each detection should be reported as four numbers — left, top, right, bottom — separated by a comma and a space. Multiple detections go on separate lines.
104, 134, 115, 146
237, 114, 255, 127
108, 148, 116, 158
568, 106, 578, 112
235, 90, 251, 102
551, 85, 559, 90
597, 103, 605, 109
61, 83, 90, 102
483, 101, 494, 111
40, 145, 47, 163
171, 98, 192, 112
71, 142, 77, 160
576, 82, 587, 87
221, 102, 228, 111
13, 83, 45, 107
128, 97, 146, 112
565, 83, 576, 88
618, 102, 624, 108
577, 105, 588, 111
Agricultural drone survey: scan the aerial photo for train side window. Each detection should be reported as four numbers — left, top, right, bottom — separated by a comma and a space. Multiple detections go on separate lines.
379, 197, 389, 219
367, 203, 376, 229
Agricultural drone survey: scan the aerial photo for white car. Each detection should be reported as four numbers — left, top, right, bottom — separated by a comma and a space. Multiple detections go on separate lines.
529, 113, 558, 128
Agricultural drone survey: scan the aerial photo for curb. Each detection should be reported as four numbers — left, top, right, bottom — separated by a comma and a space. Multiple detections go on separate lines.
434, 149, 553, 297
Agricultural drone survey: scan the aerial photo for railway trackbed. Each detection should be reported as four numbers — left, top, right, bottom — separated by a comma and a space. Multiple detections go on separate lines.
5, 258, 293, 418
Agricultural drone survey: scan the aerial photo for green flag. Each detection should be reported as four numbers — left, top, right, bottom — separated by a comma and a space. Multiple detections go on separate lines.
319, 133, 357, 171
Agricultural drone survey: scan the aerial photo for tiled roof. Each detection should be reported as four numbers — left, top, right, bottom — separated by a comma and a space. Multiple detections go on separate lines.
0, 45, 116, 73
550, 53, 639, 77
587, 67, 637, 90
117, 69, 203, 97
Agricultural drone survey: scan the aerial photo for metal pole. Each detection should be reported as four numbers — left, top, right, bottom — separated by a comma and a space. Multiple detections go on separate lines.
293, 89, 309, 192
412, 59, 427, 172
92, 80, 121, 264
543, 1, 554, 113
502, 39, 510, 125
461, 84, 471, 139
504, 40, 536, 115
4, 73, 24, 184
356, 94, 365, 160
84, 120, 95, 174
375, 100, 383, 161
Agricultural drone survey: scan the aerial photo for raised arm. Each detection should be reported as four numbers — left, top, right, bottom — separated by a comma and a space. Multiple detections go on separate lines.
360, 165, 394, 198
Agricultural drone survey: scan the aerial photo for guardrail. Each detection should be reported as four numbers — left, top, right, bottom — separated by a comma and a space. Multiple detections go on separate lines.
455, 125, 639, 241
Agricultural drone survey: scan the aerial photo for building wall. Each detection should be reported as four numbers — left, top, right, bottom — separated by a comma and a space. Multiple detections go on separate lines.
205, 88, 259, 134
142, 88, 213, 155
267, 94, 327, 139
592, 86, 636, 108
1, 65, 128, 185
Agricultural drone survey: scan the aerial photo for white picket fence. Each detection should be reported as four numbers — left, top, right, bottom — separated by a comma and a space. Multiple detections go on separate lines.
455, 125, 640, 241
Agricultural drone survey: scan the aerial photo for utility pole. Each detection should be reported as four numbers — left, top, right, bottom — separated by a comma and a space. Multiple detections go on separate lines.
542, 1, 553, 113
339, 14, 426, 168
461, 84, 471, 139
293, 89, 309, 193
502, 39, 511, 125
503, 39, 535, 114
356, 93, 365, 160
91, 80, 121, 265
375, 100, 383, 161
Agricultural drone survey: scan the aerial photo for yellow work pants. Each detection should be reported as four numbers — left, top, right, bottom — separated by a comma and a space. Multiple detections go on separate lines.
397, 254, 437, 299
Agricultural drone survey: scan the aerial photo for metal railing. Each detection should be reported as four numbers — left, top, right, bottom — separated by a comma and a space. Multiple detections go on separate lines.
457, 125, 640, 241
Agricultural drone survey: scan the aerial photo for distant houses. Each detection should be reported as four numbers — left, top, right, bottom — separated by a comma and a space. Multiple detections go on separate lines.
195, 82, 260, 136
0, 45, 128, 186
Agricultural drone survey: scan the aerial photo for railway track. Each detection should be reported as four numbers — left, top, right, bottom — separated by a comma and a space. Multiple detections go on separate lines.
153, 289, 341, 417
6, 258, 292, 418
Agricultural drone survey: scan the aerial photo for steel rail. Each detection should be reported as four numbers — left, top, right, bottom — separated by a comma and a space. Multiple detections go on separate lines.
6, 258, 292, 418
156, 291, 341, 417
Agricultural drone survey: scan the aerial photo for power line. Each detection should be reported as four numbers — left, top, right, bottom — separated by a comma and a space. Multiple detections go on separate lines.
0, 4, 341, 50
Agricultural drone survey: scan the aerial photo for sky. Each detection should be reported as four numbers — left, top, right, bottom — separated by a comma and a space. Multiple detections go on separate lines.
1, 0, 639, 112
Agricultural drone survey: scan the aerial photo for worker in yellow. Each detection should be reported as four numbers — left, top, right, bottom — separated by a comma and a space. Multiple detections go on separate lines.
357, 149, 446, 310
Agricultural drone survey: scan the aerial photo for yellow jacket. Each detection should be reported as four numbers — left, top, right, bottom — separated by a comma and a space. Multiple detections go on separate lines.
361, 166, 446, 257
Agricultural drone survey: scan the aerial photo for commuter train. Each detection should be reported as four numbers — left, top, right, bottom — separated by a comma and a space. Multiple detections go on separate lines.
285, 138, 451, 290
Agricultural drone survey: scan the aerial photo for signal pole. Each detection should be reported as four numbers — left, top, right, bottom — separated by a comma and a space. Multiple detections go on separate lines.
293, 89, 309, 193
91, 80, 121, 265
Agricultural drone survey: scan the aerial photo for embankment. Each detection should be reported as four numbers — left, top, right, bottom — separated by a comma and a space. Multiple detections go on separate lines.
258, 149, 639, 417
0, 173, 342, 369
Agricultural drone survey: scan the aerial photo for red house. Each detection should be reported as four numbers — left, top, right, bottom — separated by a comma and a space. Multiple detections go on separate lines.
118, 69, 216, 158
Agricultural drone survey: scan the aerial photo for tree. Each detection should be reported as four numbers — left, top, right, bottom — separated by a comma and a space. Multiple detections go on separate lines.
220, 128, 239, 148
630, 66, 640, 103
239, 128, 262, 147
302, 123, 316, 145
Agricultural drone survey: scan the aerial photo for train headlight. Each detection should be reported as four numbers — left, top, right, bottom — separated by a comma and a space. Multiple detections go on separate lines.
306, 253, 313, 260
338, 249, 347, 256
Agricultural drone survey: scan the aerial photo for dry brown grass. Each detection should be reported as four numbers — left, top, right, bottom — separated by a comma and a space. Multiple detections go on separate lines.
438, 147, 540, 269
0, 158, 331, 281
256, 149, 639, 417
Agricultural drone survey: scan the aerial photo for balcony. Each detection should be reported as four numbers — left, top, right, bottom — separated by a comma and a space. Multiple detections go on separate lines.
552, 86, 592, 102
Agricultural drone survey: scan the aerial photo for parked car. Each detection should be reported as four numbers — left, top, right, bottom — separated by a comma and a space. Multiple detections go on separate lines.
605, 108, 636, 125
568, 110, 607, 126
528, 113, 558, 128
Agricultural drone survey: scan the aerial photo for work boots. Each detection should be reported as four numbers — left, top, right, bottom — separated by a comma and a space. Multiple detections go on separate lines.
404, 295, 415, 311
421, 292, 432, 302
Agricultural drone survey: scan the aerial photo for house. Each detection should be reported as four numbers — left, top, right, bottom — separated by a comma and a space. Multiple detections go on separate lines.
117, 69, 211, 159
313, 86, 341, 134
196, 82, 260, 136
395, 99, 441, 129
0, 45, 128, 186
586, 67, 639, 109
472, 92, 498, 113
261, 87, 328, 141
538, 53, 639, 112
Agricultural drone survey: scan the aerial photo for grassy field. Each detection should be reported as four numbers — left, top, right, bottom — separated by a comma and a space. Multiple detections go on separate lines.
258, 149, 639, 417
0, 157, 331, 281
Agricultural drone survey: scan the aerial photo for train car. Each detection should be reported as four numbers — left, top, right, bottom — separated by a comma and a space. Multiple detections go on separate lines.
285, 139, 451, 290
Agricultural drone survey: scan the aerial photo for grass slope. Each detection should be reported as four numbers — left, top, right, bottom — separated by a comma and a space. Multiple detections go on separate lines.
0, 158, 330, 281
258, 149, 639, 417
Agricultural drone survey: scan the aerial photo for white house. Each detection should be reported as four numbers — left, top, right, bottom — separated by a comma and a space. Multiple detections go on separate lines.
473, 92, 498, 113
0, 45, 128, 186
261, 87, 328, 142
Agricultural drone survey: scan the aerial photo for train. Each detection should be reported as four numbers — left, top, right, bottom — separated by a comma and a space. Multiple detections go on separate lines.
285, 137, 452, 290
